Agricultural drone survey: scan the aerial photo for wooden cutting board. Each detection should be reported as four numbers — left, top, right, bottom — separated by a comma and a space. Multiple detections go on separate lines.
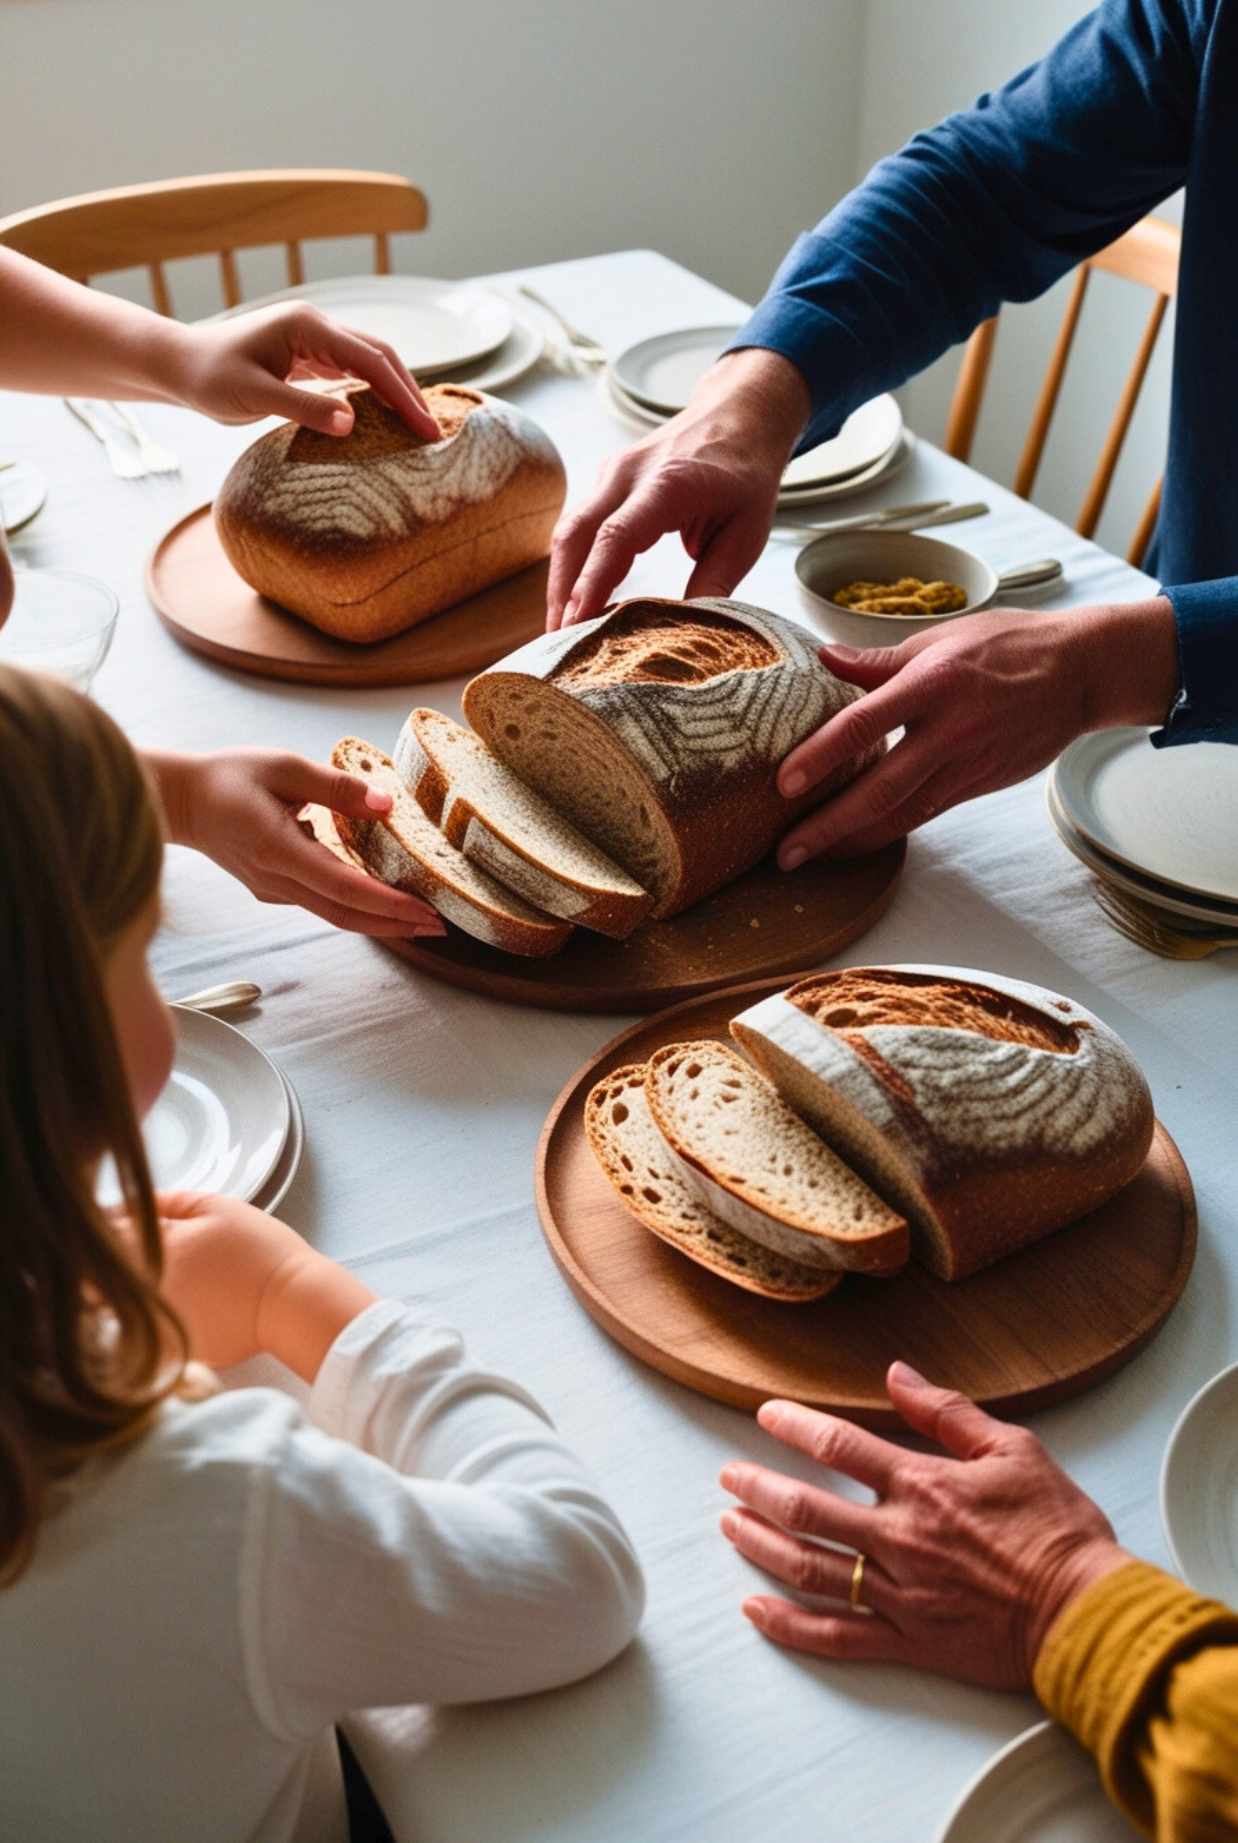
386, 840, 904, 1013
146, 503, 548, 685
535, 976, 1196, 1425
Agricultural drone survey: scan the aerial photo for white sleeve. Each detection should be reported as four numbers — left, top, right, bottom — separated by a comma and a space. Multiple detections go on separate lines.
242, 1300, 644, 1740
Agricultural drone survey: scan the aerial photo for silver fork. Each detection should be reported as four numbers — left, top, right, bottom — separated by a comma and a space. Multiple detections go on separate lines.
518, 285, 608, 364
64, 398, 147, 479
1090, 878, 1238, 960
105, 402, 180, 475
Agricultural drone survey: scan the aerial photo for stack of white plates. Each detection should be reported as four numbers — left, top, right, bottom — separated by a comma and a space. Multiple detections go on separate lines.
1048, 729, 1238, 931
934, 1721, 1134, 1841
203, 274, 544, 396
606, 324, 911, 506
1160, 1359, 1238, 1606
99, 1007, 303, 1215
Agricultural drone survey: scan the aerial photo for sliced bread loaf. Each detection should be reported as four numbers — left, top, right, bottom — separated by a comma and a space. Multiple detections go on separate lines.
732, 965, 1155, 1280
643, 1040, 908, 1275
462, 596, 877, 919
330, 737, 572, 958
395, 707, 652, 938
585, 1064, 839, 1301
296, 801, 369, 870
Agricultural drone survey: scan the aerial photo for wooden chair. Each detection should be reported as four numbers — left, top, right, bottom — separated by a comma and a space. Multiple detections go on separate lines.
0, 168, 428, 317
943, 215, 1179, 566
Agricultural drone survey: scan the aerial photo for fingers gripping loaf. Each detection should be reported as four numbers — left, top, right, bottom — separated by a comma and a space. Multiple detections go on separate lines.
396, 707, 652, 938
215, 385, 566, 643
462, 597, 879, 918
732, 965, 1155, 1280
329, 738, 572, 957
642, 1040, 909, 1275
585, 1064, 839, 1302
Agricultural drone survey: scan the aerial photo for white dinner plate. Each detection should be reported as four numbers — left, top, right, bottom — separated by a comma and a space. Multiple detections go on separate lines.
256, 1071, 305, 1216
203, 274, 513, 375
1160, 1359, 1238, 1604
0, 459, 49, 534
1046, 783, 1238, 927
776, 429, 916, 507
435, 310, 544, 394
98, 1007, 290, 1207
781, 395, 903, 488
1053, 728, 1238, 906
935, 1721, 1135, 1842
611, 324, 744, 415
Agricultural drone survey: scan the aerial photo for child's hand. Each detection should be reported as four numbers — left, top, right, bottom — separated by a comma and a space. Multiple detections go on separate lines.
167, 301, 441, 441
158, 1192, 377, 1380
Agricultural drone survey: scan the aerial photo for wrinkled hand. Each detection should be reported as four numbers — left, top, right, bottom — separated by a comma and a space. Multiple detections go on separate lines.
548, 348, 810, 629
720, 1364, 1128, 1689
156, 748, 445, 938
774, 596, 1180, 868
157, 1190, 320, 1369
168, 301, 441, 440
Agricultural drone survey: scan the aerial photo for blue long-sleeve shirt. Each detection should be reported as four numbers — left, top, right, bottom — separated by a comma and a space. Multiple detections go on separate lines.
730, 0, 1237, 746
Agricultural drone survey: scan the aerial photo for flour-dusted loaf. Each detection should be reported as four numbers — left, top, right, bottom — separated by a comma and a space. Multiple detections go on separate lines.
395, 707, 652, 938
462, 597, 876, 918
732, 965, 1155, 1280
642, 1040, 908, 1275
330, 738, 572, 957
585, 1064, 839, 1301
215, 385, 566, 643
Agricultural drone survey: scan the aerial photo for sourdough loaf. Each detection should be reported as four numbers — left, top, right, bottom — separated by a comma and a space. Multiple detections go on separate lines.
461, 597, 876, 918
586, 1064, 839, 1302
732, 965, 1155, 1280
396, 707, 652, 938
330, 737, 572, 957
643, 1040, 908, 1275
215, 385, 566, 643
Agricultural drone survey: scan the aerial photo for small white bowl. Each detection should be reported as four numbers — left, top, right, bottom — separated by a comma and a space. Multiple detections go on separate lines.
0, 567, 119, 693
795, 528, 1060, 639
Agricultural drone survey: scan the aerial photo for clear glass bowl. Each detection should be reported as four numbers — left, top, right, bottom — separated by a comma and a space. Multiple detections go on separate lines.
0, 568, 120, 693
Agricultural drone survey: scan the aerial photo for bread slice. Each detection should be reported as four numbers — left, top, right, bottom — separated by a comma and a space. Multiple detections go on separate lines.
585, 1064, 839, 1302
296, 801, 368, 870
395, 707, 652, 938
643, 1040, 908, 1275
463, 596, 876, 918
732, 965, 1155, 1280
330, 737, 572, 958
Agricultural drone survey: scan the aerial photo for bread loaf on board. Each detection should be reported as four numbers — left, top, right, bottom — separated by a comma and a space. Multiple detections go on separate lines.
462, 597, 875, 918
585, 1064, 839, 1302
396, 706, 652, 938
330, 737, 572, 957
731, 965, 1155, 1280
215, 385, 566, 643
643, 1040, 909, 1275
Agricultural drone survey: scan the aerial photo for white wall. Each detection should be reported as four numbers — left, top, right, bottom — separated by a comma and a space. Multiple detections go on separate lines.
0, 0, 863, 308
855, 0, 1180, 561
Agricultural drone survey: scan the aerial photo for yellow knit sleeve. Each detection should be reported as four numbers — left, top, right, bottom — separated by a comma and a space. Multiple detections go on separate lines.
1033, 1559, 1238, 1841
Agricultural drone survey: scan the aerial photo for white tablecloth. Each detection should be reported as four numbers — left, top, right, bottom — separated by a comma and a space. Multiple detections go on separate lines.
4, 249, 1234, 1843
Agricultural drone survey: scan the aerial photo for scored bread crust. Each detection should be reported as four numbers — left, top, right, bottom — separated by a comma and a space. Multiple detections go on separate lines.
330, 737, 572, 957
643, 1040, 908, 1275
585, 1064, 839, 1302
462, 596, 879, 918
732, 964, 1156, 1281
215, 386, 566, 644
395, 707, 652, 939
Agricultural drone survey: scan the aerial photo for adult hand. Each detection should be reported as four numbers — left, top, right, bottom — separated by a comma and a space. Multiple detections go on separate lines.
165, 302, 441, 440
720, 1364, 1129, 1689
148, 747, 446, 938
157, 1191, 374, 1377
774, 596, 1181, 868
548, 347, 811, 629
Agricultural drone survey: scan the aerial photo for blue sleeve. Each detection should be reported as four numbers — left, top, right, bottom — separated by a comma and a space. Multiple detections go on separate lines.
1151, 579, 1238, 746
732, 0, 1205, 448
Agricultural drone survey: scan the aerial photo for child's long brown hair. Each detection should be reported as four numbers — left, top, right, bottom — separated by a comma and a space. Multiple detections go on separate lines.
0, 666, 187, 1582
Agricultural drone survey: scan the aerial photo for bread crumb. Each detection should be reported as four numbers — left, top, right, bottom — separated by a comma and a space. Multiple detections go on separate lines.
794, 904, 804, 914
750, 918, 761, 929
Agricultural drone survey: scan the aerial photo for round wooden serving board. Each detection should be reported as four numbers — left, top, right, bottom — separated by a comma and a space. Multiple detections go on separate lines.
146, 502, 549, 686
387, 840, 904, 1013
535, 976, 1197, 1425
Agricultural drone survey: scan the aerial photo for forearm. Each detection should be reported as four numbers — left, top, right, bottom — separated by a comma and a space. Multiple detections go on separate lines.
0, 248, 193, 402
1035, 1559, 1238, 1839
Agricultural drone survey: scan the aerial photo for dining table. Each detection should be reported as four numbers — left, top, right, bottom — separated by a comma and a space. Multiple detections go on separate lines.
2, 245, 1234, 1843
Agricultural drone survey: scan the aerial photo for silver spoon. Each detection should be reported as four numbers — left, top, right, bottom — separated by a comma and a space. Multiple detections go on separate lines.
172, 980, 262, 1015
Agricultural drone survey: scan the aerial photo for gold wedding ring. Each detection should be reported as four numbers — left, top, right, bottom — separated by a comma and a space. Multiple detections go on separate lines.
849, 1551, 868, 1612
